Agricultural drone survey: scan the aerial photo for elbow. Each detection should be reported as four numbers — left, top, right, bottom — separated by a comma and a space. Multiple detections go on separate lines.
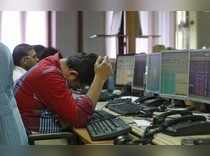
69, 107, 93, 128
74, 112, 92, 128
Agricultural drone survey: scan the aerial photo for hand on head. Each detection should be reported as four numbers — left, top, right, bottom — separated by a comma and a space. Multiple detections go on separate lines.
94, 56, 113, 81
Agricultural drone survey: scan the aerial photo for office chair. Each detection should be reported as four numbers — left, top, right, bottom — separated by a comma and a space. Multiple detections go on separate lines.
0, 42, 73, 145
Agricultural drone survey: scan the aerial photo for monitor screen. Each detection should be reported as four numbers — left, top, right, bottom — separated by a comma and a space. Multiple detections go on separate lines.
160, 50, 189, 98
189, 49, 210, 103
146, 53, 161, 93
132, 53, 146, 90
115, 55, 135, 86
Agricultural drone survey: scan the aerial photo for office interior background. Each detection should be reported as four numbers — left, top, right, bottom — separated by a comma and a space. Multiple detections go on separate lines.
2, 10, 210, 145
0, 11, 208, 57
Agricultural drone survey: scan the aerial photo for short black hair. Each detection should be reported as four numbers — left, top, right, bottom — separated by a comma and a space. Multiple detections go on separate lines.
12, 43, 34, 66
33, 45, 46, 59
41, 47, 59, 60
66, 53, 98, 85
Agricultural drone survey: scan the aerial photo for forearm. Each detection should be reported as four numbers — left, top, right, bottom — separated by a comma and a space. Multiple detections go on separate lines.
86, 75, 106, 107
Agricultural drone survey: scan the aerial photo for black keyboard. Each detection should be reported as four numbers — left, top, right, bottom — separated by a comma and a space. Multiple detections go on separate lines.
107, 98, 132, 105
106, 103, 140, 115
87, 117, 131, 141
90, 110, 115, 121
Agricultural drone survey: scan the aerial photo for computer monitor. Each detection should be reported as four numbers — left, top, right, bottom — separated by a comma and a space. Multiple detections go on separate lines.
132, 53, 146, 91
146, 53, 161, 94
115, 54, 135, 87
160, 50, 189, 99
189, 49, 210, 104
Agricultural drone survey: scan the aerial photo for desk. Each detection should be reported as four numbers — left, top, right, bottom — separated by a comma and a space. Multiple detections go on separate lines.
73, 128, 113, 145
74, 102, 210, 145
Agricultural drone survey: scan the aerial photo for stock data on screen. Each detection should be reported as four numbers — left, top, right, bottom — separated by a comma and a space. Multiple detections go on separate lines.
115, 55, 135, 86
189, 50, 210, 101
161, 51, 189, 96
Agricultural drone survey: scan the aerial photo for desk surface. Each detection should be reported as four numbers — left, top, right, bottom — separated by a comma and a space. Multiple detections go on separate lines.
74, 102, 210, 145
73, 128, 113, 145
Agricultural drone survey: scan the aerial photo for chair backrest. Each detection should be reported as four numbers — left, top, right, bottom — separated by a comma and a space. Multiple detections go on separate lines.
0, 42, 28, 145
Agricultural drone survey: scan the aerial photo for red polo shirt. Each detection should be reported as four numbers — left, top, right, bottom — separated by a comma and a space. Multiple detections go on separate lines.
14, 53, 94, 132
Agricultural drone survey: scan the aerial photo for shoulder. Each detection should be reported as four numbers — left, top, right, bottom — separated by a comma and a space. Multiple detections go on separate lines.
41, 66, 61, 75
14, 66, 27, 73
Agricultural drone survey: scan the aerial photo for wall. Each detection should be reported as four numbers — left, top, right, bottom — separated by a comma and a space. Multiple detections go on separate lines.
196, 11, 210, 49
55, 11, 78, 57
55, 11, 106, 57
83, 11, 106, 56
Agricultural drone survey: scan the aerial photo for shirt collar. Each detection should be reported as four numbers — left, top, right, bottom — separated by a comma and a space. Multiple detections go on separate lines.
15, 66, 27, 72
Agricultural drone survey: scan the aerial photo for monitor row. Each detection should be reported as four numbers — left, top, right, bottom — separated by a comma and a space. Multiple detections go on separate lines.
115, 49, 210, 104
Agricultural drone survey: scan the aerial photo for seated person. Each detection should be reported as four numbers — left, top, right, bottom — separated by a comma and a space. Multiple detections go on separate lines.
70, 53, 98, 91
32, 44, 46, 60
14, 53, 112, 134
41, 47, 62, 60
33, 45, 63, 61
12, 44, 39, 81
152, 44, 165, 53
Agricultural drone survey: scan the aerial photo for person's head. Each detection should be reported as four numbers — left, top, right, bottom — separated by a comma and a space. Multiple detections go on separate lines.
152, 44, 166, 53
60, 53, 98, 86
40, 47, 59, 60
32, 45, 46, 60
13, 43, 39, 70
165, 47, 175, 50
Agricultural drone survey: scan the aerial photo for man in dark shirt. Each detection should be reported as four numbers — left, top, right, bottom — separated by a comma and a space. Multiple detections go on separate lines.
14, 53, 112, 133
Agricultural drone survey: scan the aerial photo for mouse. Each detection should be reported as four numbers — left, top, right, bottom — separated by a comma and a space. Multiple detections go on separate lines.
114, 134, 133, 145
112, 89, 122, 96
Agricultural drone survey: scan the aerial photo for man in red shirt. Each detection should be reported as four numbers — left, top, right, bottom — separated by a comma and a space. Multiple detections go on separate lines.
14, 53, 112, 133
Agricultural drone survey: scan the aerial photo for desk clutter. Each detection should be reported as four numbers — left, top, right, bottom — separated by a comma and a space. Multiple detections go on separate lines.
76, 50, 210, 145
85, 95, 210, 145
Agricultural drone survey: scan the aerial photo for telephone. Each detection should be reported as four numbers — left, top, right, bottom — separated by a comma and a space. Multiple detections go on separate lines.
162, 115, 206, 128
153, 110, 193, 125
142, 97, 168, 107
162, 115, 210, 136
137, 97, 169, 114
143, 114, 209, 142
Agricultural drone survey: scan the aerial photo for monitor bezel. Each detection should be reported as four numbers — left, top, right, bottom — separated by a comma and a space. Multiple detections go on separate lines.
145, 53, 161, 94
131, 53, 147, 91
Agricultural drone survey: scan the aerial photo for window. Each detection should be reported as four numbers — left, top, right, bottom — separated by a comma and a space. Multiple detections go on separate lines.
0, 11, 48, 52
136, 11, 149, 54
176, 11, 188, 49
25, 11, 47, 46
105, 11, 122, 58
1, 11, 22, 51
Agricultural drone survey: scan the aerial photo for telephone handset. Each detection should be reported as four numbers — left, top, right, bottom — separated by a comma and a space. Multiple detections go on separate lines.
161, 115, 207, 128
135, 96, 158, 103
153, 110, 193, 125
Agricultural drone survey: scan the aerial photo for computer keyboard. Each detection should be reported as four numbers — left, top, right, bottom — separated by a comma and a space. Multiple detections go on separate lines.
107, 98, 132, 105
106, 103, 140, 115
87, 117, 131, 141
90, 110, 115, 121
